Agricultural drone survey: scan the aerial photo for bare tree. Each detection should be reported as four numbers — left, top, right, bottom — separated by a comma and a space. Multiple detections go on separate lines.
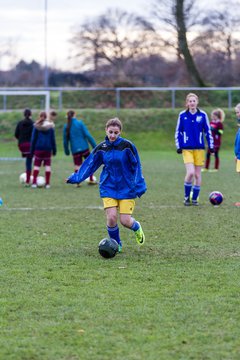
151, 0, 206, 86
198, 1, 240, 66
0, 38, 17, 71
70, 8, 163, 80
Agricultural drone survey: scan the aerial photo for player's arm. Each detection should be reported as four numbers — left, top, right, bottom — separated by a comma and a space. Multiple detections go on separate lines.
66, 149, 102, 184
82, 123, 97, 149
175, 114, 183, 153
63, 126, 70, 155
204, 115, 214, 150
129, 144, 147, 198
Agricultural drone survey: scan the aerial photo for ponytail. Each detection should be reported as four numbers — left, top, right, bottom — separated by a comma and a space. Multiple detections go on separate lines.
66, 110, 75, 140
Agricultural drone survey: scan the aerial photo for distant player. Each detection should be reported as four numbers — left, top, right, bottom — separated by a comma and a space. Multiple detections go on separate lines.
202, 108, 224, 172
63, 110, 97, 186
14, 108, 34, 186
175, 93, 214, 206
30, 111, 57, 189
234, 104, 240, 207
66, 117, 147, 252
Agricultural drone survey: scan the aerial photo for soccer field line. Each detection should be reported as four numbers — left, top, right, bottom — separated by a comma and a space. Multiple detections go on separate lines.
1, 204, 194, 211
1, 205, 105, 211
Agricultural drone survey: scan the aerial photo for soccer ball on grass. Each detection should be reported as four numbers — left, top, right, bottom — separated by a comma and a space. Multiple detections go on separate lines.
98, 238, 118, 258
209, 191, 223, 206
36, 176, 46, 188
19, 172, 33, 184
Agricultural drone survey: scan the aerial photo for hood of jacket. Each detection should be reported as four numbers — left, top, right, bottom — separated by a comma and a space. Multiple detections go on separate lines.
34, 120, 55, 131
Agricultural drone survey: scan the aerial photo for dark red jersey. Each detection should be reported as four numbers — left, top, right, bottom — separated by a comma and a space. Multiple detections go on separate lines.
210, 120, 223, 148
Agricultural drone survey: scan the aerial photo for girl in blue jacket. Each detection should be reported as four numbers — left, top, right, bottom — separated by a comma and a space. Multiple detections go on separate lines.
66, 117, 147, 252
234, 103, 240, 173
63, 110, 97, 185
175, 93, 214, 206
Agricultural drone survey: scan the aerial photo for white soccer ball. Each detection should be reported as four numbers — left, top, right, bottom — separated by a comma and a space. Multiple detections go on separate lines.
19, 172, 27, 184
19, 173, 33, 184
37, 176, 46, 188
84, 175, 97, 184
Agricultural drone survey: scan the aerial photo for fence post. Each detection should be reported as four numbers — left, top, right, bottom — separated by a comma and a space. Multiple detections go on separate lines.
171, 89, 175, 109
3, 95, 7, 111
58, 90, 62, 111
228, 90, 232, 110
116, 88, 120, 111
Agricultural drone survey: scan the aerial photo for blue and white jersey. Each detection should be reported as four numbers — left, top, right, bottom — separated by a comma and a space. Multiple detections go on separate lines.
234, 128, 240, 160
175, 109, 214, 150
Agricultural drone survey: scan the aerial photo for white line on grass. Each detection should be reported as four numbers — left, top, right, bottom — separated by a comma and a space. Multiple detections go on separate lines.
1, 206, 104, 211
0, 204, 198, 211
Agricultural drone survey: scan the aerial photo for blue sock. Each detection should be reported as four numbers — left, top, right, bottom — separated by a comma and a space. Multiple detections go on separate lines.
131, 220, 140, 232
184, 182, 192, 199
26, 157, 32, 171
192, 185, 200, 201
107, 225, 121, 245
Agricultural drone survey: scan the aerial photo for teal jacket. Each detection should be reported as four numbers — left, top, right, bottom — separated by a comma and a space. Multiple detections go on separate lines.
63, 118, 96, 155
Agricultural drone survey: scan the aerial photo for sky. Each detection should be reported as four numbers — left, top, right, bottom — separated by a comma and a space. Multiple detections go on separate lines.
0, 0, 149, 71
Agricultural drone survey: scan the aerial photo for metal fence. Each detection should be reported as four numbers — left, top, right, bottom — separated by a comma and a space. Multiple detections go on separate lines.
0, 87, 240, 111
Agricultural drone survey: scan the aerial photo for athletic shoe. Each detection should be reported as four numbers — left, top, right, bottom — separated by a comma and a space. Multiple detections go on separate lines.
118, 242, 123, 253
45, 184, 51, 189
135, 224, 145, 245
209, 169, 218, 173
76, 183, 82, 188
184, 197, 191, 206
31, 184, 37, 189
201, 168, 208, 172
192, 200, 199, 206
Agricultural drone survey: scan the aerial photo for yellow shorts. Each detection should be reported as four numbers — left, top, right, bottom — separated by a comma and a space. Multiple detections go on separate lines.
182, 150, 205, 166
102, 197, 135, 214
236, 160, 240, 172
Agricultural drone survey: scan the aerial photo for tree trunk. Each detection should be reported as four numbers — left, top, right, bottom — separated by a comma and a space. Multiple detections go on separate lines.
175, 0, 206, 86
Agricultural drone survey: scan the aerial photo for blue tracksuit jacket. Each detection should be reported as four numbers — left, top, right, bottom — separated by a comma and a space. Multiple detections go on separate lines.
67, 136, 147, 200
30, 127, 56, 155
175, 109, 214, 150
63, 118, 96, 155
234, 128, 240, 160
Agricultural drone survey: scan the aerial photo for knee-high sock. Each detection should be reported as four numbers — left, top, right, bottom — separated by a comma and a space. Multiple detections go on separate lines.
26, 157, 32, 184
184, 182, 192, 199
192, 185, 200, 201
107, 225, 121, 245
45, 171, 51, 185
131, 219, 140, 232
32, 169, 39, 184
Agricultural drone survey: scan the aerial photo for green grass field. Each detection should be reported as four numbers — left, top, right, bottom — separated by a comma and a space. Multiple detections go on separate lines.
1, 149, 240, 360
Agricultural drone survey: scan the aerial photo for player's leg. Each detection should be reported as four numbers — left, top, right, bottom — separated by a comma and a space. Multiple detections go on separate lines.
184, 163, 194, 205
103, 198, 122, 252
119, 200, 145, 245
191, 165, 202, 205
73, 152, 82, 187
32, 152, 41, 188
191, 150, 204, 205
44, 153, 52, 188
214, 148, 219, 170
25, 156, 32, 185
182, 150, 195, 205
